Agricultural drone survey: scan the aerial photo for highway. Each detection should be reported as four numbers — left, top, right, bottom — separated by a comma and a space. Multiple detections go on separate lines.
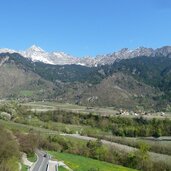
31, 150, 50, 171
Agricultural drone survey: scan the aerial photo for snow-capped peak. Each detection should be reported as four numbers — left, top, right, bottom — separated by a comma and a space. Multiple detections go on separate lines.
20, 45, 78, 65
0, 45, 171, 67
27, 45, 45, 52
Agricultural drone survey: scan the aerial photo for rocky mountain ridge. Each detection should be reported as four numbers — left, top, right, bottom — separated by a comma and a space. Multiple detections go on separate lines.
0, 45, 171, 66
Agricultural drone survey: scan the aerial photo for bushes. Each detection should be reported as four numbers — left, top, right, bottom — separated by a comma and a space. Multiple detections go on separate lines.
41, 135, 128, 168
126, 143, 151, 170
15, 131, 39, 156
35, 110, 171, 137
41, 134, 171, 171
0, 127, 20, 171
125, 142, 170, 171
86, 140, 105, 160
6, 103, 171, 138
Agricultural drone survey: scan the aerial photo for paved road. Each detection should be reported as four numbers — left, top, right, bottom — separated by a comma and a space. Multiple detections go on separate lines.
47, 161, 58, 171
31, 150, 49, 171
140, 136, 171, 141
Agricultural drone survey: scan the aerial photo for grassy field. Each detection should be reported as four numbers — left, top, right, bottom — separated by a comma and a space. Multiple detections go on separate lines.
21, 101, 171, 119
21, 164, 28, 171
1, 100, 171, 118
0, 119, 88, 147
48, 151, 137, 171
0, 118, 107, 139
59, 166, 68, 171
0, 119, 60, 134
27, 153, 37, 162
22, 101, 119, 115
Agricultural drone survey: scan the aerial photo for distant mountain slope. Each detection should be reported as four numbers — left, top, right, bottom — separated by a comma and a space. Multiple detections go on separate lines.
0, 52, 171, 110
0, 54, 59, 100
0, 53, 97, 83
108, 56, 171, 93
59, 72, 160, 109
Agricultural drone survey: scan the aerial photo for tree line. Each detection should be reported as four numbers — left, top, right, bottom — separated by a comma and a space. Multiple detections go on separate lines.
35, 110, 171, 137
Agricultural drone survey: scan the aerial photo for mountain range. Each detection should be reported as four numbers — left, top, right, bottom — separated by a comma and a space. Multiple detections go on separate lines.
0, 45, 171, 111
1, 45, 171, 66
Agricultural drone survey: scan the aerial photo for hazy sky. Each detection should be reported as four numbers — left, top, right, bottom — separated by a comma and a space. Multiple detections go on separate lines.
0, 0, 171, 56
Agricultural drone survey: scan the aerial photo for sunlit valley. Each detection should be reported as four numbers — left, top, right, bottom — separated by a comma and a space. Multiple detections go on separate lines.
0, 1, 171, 171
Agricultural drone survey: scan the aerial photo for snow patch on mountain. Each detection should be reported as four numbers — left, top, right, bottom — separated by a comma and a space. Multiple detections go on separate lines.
0, 45, 171, 67
0, 48, 17, 54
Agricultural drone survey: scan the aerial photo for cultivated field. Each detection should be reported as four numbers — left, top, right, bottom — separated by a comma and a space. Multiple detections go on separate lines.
22, 101, 171, 119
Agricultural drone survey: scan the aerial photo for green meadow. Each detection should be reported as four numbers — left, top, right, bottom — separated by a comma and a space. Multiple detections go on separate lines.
49, 151, 137, 171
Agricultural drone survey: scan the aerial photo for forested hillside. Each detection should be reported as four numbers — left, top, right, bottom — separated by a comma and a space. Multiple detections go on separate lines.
1, 53, 171, 110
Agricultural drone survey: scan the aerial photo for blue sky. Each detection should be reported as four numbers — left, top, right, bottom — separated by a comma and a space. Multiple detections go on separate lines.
0, 0, 171, 57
